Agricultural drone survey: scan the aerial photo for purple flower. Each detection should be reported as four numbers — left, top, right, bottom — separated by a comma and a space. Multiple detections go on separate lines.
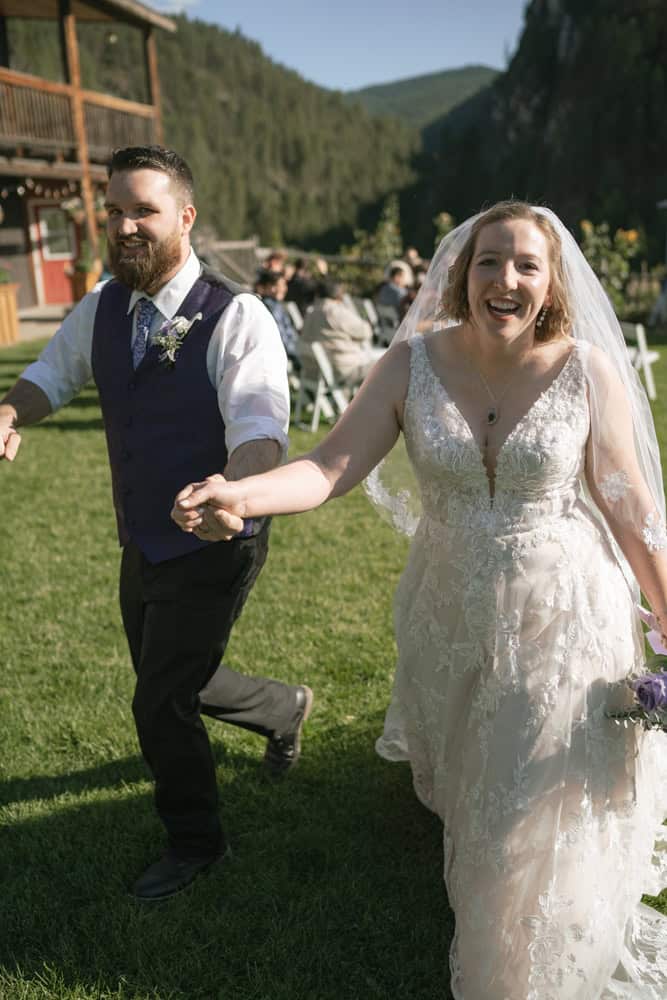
632, 672, 667, 713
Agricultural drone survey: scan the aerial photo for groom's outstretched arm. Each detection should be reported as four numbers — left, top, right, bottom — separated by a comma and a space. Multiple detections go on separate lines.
0, 378, 53, 461
224, 438, 282, 481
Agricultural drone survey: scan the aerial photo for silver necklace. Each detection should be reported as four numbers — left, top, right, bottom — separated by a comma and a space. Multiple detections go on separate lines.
469, 362, 523, 426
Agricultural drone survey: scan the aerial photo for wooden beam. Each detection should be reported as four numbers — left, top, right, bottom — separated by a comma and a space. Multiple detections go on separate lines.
0, 0, 176, 32
60, 0, 98, 257
81, 88, 155, 117
144, 28, 163, 143
0, 155, 107, 181
73, 0, 177, 33
0, 66, 73, 97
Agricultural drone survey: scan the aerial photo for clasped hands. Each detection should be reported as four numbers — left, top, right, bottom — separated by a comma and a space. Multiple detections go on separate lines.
0, 411, 21, 462
171, 473, 245, 542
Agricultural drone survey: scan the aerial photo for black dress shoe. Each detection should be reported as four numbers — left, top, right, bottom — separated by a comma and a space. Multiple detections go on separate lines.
131, 849, 227, 901
263, 684, 314, 777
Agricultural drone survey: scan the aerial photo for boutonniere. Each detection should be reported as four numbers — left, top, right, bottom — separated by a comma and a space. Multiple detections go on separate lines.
152, 312, 203, 366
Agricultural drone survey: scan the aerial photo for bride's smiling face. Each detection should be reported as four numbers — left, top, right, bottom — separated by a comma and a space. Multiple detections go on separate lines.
466, 219, 552, 340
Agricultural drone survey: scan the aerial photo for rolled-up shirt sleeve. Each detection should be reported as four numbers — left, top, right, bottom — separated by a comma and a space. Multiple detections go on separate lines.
211, 293, 290, 456
20, 285, 102, 411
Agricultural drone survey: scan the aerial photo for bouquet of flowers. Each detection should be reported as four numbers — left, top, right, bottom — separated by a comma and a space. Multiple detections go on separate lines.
607, 606, 667, 732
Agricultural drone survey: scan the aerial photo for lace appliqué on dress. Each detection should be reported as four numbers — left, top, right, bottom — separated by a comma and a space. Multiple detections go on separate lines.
364, 466, 419, 536
641, 511, 667, 552
599, 470, 632, 503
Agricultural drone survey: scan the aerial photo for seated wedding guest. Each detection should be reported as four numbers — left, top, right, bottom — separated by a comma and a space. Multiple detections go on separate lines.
299, 280, 384, 388
399, 264, 429, 319
376, 266, 410, 311
255, 269, 301, 372
286, 258, 317, 314
257, 250, 286, 279
403, 246, 423, 270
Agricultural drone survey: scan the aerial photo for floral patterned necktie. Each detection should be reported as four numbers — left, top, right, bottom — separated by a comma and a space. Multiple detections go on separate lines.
132, 298, 158, 369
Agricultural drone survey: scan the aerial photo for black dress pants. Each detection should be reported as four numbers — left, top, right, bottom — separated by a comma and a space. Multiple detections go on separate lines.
119, 525, 296, 858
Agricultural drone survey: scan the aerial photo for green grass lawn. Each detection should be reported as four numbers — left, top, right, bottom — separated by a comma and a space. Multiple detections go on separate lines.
0, 338, 665, 1000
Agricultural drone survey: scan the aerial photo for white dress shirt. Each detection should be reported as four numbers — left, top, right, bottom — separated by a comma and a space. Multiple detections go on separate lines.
22, 250, 290, 456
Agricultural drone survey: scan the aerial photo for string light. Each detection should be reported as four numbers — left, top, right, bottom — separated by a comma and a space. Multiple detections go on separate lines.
0, 179, 84, 200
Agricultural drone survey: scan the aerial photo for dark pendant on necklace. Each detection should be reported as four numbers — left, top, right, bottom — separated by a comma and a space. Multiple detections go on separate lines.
486, 408, 498, 425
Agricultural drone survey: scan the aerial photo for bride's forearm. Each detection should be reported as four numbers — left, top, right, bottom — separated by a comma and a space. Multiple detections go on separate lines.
231, 454, 336, 518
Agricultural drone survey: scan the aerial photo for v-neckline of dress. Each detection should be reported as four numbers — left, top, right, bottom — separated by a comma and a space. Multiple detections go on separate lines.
419, 336, 577, 500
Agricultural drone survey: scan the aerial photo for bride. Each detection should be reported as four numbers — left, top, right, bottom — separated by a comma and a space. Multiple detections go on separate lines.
172, 201, 667, 998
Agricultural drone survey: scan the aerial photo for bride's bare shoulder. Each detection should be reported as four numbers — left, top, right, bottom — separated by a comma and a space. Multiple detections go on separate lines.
422, 324, 466, 365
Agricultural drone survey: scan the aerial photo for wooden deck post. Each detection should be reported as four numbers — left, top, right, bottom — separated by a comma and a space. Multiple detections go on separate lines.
144, 29, 163, 145
60, 0, 99, 259
0, 15, 10, 69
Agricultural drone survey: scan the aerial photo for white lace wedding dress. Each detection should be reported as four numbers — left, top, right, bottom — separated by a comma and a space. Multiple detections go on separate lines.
376, 336, 667, 998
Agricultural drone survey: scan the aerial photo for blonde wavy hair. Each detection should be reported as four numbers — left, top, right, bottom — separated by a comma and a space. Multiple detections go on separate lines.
441, 200, 573, 342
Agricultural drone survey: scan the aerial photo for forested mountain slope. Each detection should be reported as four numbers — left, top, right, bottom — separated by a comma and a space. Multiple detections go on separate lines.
346, 65, 499, 131
411, 0, 667, 257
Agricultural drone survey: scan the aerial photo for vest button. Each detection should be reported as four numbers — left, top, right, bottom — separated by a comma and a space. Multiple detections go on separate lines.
124, 487, 133, 497
125, 416, 133, 428
121, 450, 132, 461
128, 380, 136, 390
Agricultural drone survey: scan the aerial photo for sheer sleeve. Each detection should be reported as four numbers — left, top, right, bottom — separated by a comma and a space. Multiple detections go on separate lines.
583, 343, 667, 634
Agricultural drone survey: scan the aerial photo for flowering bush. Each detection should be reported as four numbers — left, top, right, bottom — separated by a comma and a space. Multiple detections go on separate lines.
334, 194, 403, 292
579, 219, 642, 315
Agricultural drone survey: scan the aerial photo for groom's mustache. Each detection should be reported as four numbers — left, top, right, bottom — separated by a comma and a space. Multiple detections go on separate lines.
114, 237, 151, 248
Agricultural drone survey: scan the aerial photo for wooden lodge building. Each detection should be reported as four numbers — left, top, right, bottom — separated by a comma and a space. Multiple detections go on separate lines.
0, 0, 175, 308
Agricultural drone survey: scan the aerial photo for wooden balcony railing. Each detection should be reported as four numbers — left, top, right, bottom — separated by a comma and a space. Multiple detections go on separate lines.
83, 92, 157, 162
0, 68, 158, 163
0, 73, 75, 153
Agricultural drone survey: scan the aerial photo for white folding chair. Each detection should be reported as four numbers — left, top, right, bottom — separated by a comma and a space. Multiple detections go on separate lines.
621, 321, 659, 400
285, 301, 304, 331
361, 297, 381, 331
293, 342, 350, 432
374, 303, 400, 346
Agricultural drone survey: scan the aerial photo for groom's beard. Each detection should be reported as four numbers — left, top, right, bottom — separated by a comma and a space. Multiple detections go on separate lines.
108, 229, 182, 295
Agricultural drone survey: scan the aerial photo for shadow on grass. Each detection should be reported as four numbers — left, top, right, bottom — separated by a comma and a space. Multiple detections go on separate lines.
0, 740, 239, 810
0, 722, 455, 1000
0, 753, 150, 808
31, 418, 106, 432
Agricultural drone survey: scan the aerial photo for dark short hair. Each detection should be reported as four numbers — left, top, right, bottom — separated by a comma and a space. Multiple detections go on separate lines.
389, 266, 406, 280
107, 146, 194, 205
316, 278, 344, 299
255, 268, 283, 288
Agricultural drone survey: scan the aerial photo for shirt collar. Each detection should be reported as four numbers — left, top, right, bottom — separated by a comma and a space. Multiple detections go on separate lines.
127, 248, 201, 319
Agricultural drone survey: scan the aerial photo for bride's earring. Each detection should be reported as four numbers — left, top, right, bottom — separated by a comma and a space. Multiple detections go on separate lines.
536, 307, 548, 329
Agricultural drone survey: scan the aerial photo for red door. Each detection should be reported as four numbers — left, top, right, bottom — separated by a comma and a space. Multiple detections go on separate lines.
31, 203, 76, 304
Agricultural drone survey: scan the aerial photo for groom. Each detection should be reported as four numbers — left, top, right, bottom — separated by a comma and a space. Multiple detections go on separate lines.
0, 145, 313, 900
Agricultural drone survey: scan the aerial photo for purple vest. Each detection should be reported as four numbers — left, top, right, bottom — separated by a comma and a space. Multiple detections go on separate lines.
91, 272, 234, 563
